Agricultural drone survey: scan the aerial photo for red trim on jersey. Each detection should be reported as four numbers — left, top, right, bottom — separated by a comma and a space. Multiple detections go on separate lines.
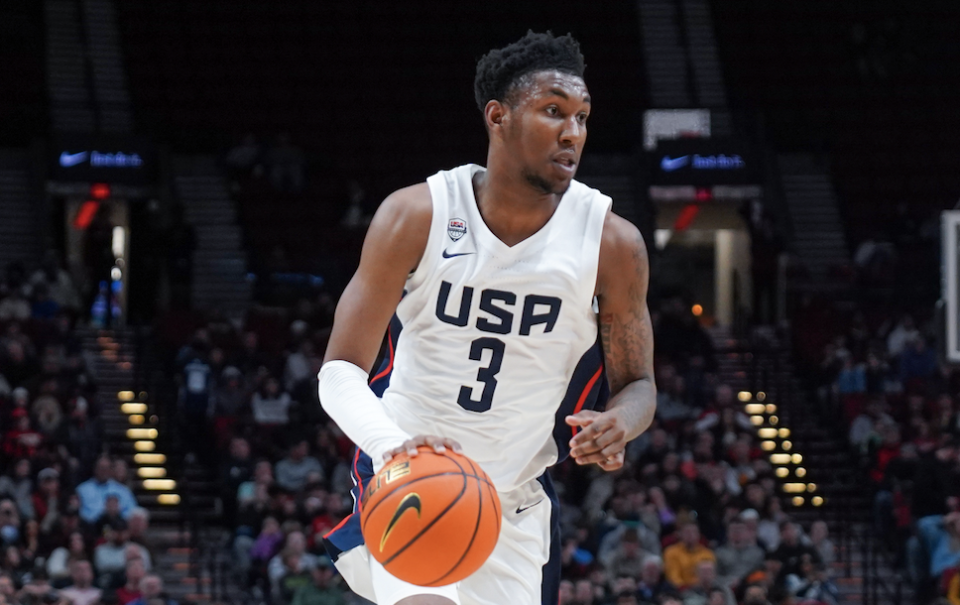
369, 326, 395, 385
323, 512, 353, 539
323, 448, 364, 539
571, 364, 604, 436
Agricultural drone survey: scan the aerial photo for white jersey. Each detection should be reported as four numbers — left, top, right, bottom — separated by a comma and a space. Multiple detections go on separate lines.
372, 164, 612, 492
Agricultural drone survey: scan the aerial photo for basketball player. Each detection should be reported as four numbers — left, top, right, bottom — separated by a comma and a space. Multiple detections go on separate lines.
318, 31, 655, 605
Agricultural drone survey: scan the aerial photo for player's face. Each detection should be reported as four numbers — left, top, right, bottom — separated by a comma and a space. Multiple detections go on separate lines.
505, 71, 590, 195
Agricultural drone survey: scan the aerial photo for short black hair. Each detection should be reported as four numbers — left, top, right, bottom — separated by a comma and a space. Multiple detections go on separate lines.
474, 31, 585, 112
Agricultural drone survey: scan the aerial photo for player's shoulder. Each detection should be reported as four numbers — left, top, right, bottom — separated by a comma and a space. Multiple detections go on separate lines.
600, 210, 646, 260
376, 182, 433, 225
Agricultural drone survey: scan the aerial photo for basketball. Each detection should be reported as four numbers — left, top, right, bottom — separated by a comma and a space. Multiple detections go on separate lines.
359, 446, 502, 586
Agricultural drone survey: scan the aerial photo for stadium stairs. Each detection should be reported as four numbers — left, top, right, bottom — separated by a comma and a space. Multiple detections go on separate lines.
710, 325, 909, 604
81, 326, 231, 603
777, 154, 850, 285
171, 155, 252, 318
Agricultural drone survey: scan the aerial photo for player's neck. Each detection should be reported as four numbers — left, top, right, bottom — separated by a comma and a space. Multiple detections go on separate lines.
473, 164, 560, 247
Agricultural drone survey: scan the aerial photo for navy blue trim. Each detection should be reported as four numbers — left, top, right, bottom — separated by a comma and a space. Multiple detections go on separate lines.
552, 340, 608, 461
369, 314, 403, 397
537, 472, 561, 605
323, 449, 374, 561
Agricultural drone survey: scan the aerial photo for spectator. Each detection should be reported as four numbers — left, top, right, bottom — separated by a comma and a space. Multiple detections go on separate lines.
0, 572, 18, 605
772, 522, 821, 580
682, 560, 735, 605
900, 336, 938, 386
915, 513, 960, 580
30, 284, 59, 320
275, 440, 324, 494
0, 461, 34, 519
637, 555, 675, 603
59, 559, 101, 605
29, 252, 81, 312
252, 377, 292, 426
715, 520, 765, 588
664, 523, 715, 589
277, 548, 312, 604
849, 399, 895, 452
4, 412, 43, 460
93, 518, 149, 586
128, 574, 178, 605
809, 521, 837, 567
291, 556, 344, 605
0, 291, 30, 322
266, 133, 306, 194
212, 367, 247, 446
127, 507, 151, 551
600, 528, 650, 580
887, 315, 920, 358
46, 532, 87, 587
284, 341, 316, 393
76, 457, 138, 524
267, 531, 317, 598
115, 558, 146, 604
785, 555, 839, 605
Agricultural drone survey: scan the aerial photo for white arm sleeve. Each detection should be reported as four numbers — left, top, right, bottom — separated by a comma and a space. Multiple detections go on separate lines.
317, 360, 412, 467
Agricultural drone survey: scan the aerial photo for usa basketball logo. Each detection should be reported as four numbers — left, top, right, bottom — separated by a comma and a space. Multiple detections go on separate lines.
448, 218, 467, 241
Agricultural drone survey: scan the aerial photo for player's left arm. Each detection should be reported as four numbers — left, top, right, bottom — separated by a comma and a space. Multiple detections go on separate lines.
566, 211, 657, 471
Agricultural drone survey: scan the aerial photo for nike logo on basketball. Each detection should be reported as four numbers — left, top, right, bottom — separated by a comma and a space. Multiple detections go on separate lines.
442, 249, 476, 259
515, 499, 543, 514
379, 493, 421, 552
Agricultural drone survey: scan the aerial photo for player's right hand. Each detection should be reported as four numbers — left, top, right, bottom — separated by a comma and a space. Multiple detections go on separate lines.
382, 434, 463, 463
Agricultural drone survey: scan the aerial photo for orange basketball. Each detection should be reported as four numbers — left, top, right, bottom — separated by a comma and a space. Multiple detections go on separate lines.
359, 446, 501, 586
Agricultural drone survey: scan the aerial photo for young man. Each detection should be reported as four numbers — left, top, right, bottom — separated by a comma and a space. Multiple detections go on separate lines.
319, 31, 656, 605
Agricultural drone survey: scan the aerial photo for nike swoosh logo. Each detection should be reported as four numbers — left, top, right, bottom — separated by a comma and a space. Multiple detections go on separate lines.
379, 492, 421, 552
660, 155, 690, 172
59, 151, 89, 167
515, 499, 544, 515
442, 250, 476, 259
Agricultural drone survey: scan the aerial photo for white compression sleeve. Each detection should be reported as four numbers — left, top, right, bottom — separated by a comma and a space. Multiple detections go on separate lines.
317, 360, 412, 466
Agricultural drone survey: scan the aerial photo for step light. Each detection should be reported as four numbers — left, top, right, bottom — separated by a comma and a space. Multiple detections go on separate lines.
758, 428, 778, 439
792, 496, 805, 506
750, 415, 764, 426
807, 483, 817, 492
158, 494, 180, 505
775, 468, 789, 478
134, 441, 155, 452
769, 415, 778, 425
795, 467, 806, 477
778, 428, 790, 438
812, 496, 824, 507
782, 441, 792, 451
143, 479, 176, 490
770, 454, 791, 464
791, 454, 802, 464
128, 415, 144, 426
757, 392, 766, 401
783, 483, 807, 493
127, 428, 157, 440
138, 467, 166, 478
134, 453, 166, 465
766, 404, 777, 414
121, 403, 147, 414
118, 391, 134, 402
745, 404, 766, 415
760, 441, 776, 451
738, 391, 752, 402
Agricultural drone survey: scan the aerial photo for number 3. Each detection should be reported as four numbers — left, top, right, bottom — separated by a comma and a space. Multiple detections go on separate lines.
457, 337, 505, 413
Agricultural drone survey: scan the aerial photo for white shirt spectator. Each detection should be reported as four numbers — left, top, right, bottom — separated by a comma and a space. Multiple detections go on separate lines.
252, 391, 292, 424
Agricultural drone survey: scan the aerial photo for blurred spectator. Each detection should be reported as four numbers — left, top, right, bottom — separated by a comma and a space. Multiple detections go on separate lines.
664, 523, 715, 589
637, 555, 675, 603
30, 284, 59, 320
784, 555, 839, 605
600, 528, 649, 580
290, 556, 344, 605
115, 557, 146, 604
0, 291, 30, 321
59, 559, 101, 605
266, 133, 306, 194
30, 252, 81, 313
93, 518, 132, 583
772, 522, 821, 580
887, 315, 920, 358
0, 461, 34, 519
128, 574, 178, 605
252, 377, 292, 426
849, 399, 895, 452
46, 532, 87, 586
275, 440, 324, 494
225, 133, 264, 179
267, 531, 317, 598
809, 521, 836, 567
76, 457, 137, 524
682, 560, 735, 605
715, 520, 764, 588
900, 337, 938, 385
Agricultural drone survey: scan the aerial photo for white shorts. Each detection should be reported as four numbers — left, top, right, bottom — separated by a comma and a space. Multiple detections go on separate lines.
324, 450, 559, 605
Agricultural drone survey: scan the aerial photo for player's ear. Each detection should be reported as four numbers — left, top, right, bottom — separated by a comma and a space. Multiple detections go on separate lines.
484, 100, 507, 136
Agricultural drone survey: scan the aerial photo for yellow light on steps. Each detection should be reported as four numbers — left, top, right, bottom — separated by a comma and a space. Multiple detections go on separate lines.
118, 391, 134, 402
157, 494, 180, 505
138, 467, 167, 478
738, 391, 752, 402
121, 403, 147, 414
127, 428, 157, 440
143, 479, 176, 490
134, 441, 155, 452
134, 453, 166, 465
128, 415, 144, 426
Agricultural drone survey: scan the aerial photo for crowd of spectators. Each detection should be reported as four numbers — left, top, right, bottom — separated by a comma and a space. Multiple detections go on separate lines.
0, 259, 183, 604
164, 291, 840, 605
801, 296, 957, 601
